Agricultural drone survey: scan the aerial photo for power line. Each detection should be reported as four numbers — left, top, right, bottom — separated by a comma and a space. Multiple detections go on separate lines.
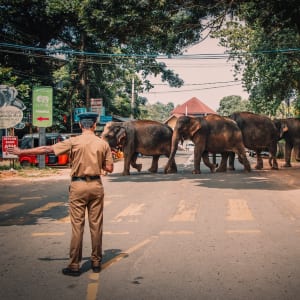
154, 80, 240, 86
144, 82, 242, 94
1, 42, 300, 59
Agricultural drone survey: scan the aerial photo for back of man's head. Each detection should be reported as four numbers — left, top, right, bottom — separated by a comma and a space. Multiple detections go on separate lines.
78, 112, 98, 129
80, 119, 95, 129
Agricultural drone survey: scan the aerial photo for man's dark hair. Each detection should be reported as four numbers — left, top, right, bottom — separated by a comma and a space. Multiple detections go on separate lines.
80, 119, 96, 129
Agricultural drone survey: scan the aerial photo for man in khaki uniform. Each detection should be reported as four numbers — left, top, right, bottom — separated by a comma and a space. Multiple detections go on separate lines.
9, 112, 114, 276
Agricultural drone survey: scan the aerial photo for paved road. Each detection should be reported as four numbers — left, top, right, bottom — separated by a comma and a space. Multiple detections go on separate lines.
1, 152, 300, 300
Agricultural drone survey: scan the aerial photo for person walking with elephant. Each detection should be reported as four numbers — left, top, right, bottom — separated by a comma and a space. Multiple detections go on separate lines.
8, 112, 114, 276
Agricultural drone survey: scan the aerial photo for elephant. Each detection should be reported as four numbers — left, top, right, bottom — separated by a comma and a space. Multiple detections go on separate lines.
273, 118, 300, 167
101, 120, 177, 175
229, 112, 280, 170
164, 114, 251, 174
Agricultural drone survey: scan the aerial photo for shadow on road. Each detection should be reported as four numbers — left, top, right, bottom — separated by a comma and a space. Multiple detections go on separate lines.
107, 163, 300, 191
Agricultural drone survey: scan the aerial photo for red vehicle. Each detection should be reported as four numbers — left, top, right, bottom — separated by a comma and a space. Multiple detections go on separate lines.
19, 133, 72, 167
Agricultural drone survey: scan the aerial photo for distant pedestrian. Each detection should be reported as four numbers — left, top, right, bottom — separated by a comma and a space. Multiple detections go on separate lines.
8, 112, 114, 276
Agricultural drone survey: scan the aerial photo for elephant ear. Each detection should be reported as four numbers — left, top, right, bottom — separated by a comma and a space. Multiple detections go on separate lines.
189, 119, 201, 137
116, 127, 127, 146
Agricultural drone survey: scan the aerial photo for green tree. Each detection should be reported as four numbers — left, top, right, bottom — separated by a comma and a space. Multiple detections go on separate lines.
217, 95, 250, 116
1, 0, 223, 128
142, 101, 174, 122
213, 1, 300, 115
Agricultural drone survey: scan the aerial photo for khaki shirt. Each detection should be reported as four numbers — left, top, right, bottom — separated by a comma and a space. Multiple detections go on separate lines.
52, 133, 113, 177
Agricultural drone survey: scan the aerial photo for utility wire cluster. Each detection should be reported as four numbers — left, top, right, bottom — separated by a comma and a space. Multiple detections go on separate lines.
1, 42, 300, 60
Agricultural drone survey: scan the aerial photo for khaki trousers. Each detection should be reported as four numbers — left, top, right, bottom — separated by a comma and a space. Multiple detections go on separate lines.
68, 179, 104, 269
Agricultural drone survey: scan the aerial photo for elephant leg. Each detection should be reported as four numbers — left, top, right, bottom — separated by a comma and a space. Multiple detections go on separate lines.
269, 145, 279, 170
202, 152, 216, 173
130, 153, 142, 172
193, 146, 204, 174
149, 155, 159, 173
236, 149, 251, 172
255, 152, 263, 169
216, 153, 228, 172
122, 156, 131, 175
228, 152, 235, 170
283, 143, 292, 167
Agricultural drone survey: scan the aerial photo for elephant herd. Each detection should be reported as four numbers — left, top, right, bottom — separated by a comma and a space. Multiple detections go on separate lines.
101, 112, 300, 176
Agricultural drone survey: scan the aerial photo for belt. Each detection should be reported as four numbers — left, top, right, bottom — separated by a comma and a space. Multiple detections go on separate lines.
71, 175, 100, 182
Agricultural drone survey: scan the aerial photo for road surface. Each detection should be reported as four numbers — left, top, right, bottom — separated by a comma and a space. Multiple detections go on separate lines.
1, 151, 300, 300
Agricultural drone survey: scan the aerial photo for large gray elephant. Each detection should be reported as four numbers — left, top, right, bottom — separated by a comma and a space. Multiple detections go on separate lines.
273, 118, 300, 167
101, 120, 177, 175
164, 114, 251, 174
229, 112, 280, 170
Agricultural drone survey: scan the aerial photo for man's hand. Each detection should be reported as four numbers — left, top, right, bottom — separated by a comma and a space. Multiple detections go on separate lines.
7, 146, 22, 156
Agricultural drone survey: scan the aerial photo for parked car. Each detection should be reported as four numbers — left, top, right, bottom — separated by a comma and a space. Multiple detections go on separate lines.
19, 133, 74, 167
248, 150, 269, 158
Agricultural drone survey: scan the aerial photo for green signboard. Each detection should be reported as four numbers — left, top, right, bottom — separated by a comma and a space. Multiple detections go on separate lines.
32, 86, 53, 127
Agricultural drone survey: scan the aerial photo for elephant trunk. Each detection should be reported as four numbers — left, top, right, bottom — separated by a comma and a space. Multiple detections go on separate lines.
164, 131, 181, 173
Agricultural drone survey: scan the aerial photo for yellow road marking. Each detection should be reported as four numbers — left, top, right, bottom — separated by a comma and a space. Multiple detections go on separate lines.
0, 203, 23, 212
169, 199, 197, 222
31, 232, 65, 237
20, 196, 42, 200
86, 283, 98, 300
112, 203, 145, 223
227, 199, 254, 221
29, 202, 64, 215
226, 230, 261, 234
87, 236, 156, 300
101, 236, 157, 271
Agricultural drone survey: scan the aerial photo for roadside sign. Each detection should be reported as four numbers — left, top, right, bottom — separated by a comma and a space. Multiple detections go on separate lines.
90, 98, 102, 116
2, 136, 18, 159
32, 86, 53, 127
73, 107, 87, 122
0, 105, 23, 129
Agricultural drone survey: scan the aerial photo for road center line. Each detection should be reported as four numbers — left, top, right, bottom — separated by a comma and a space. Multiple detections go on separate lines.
89, 236, 157, 300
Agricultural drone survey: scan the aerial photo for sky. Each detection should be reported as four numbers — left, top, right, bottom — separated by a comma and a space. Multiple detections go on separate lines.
141, 36, 249, 112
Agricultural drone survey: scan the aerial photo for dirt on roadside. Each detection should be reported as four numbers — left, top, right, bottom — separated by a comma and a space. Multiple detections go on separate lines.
0, 165, 71, 181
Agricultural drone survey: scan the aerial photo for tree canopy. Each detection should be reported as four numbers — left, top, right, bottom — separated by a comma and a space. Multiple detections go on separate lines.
0, 0, 225, 128
1, 0, 300, 132
213, 0, 300, 115
217, 95, 250, 116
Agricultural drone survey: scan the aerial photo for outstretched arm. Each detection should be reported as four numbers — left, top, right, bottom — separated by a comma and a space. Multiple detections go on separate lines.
8, 146, 54, 156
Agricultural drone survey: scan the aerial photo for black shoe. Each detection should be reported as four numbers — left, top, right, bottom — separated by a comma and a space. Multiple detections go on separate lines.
92, 264, 101, 273
62, 267, 81, 277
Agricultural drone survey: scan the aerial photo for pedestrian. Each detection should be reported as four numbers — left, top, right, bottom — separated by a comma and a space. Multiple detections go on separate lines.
8, 112, 114, 276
